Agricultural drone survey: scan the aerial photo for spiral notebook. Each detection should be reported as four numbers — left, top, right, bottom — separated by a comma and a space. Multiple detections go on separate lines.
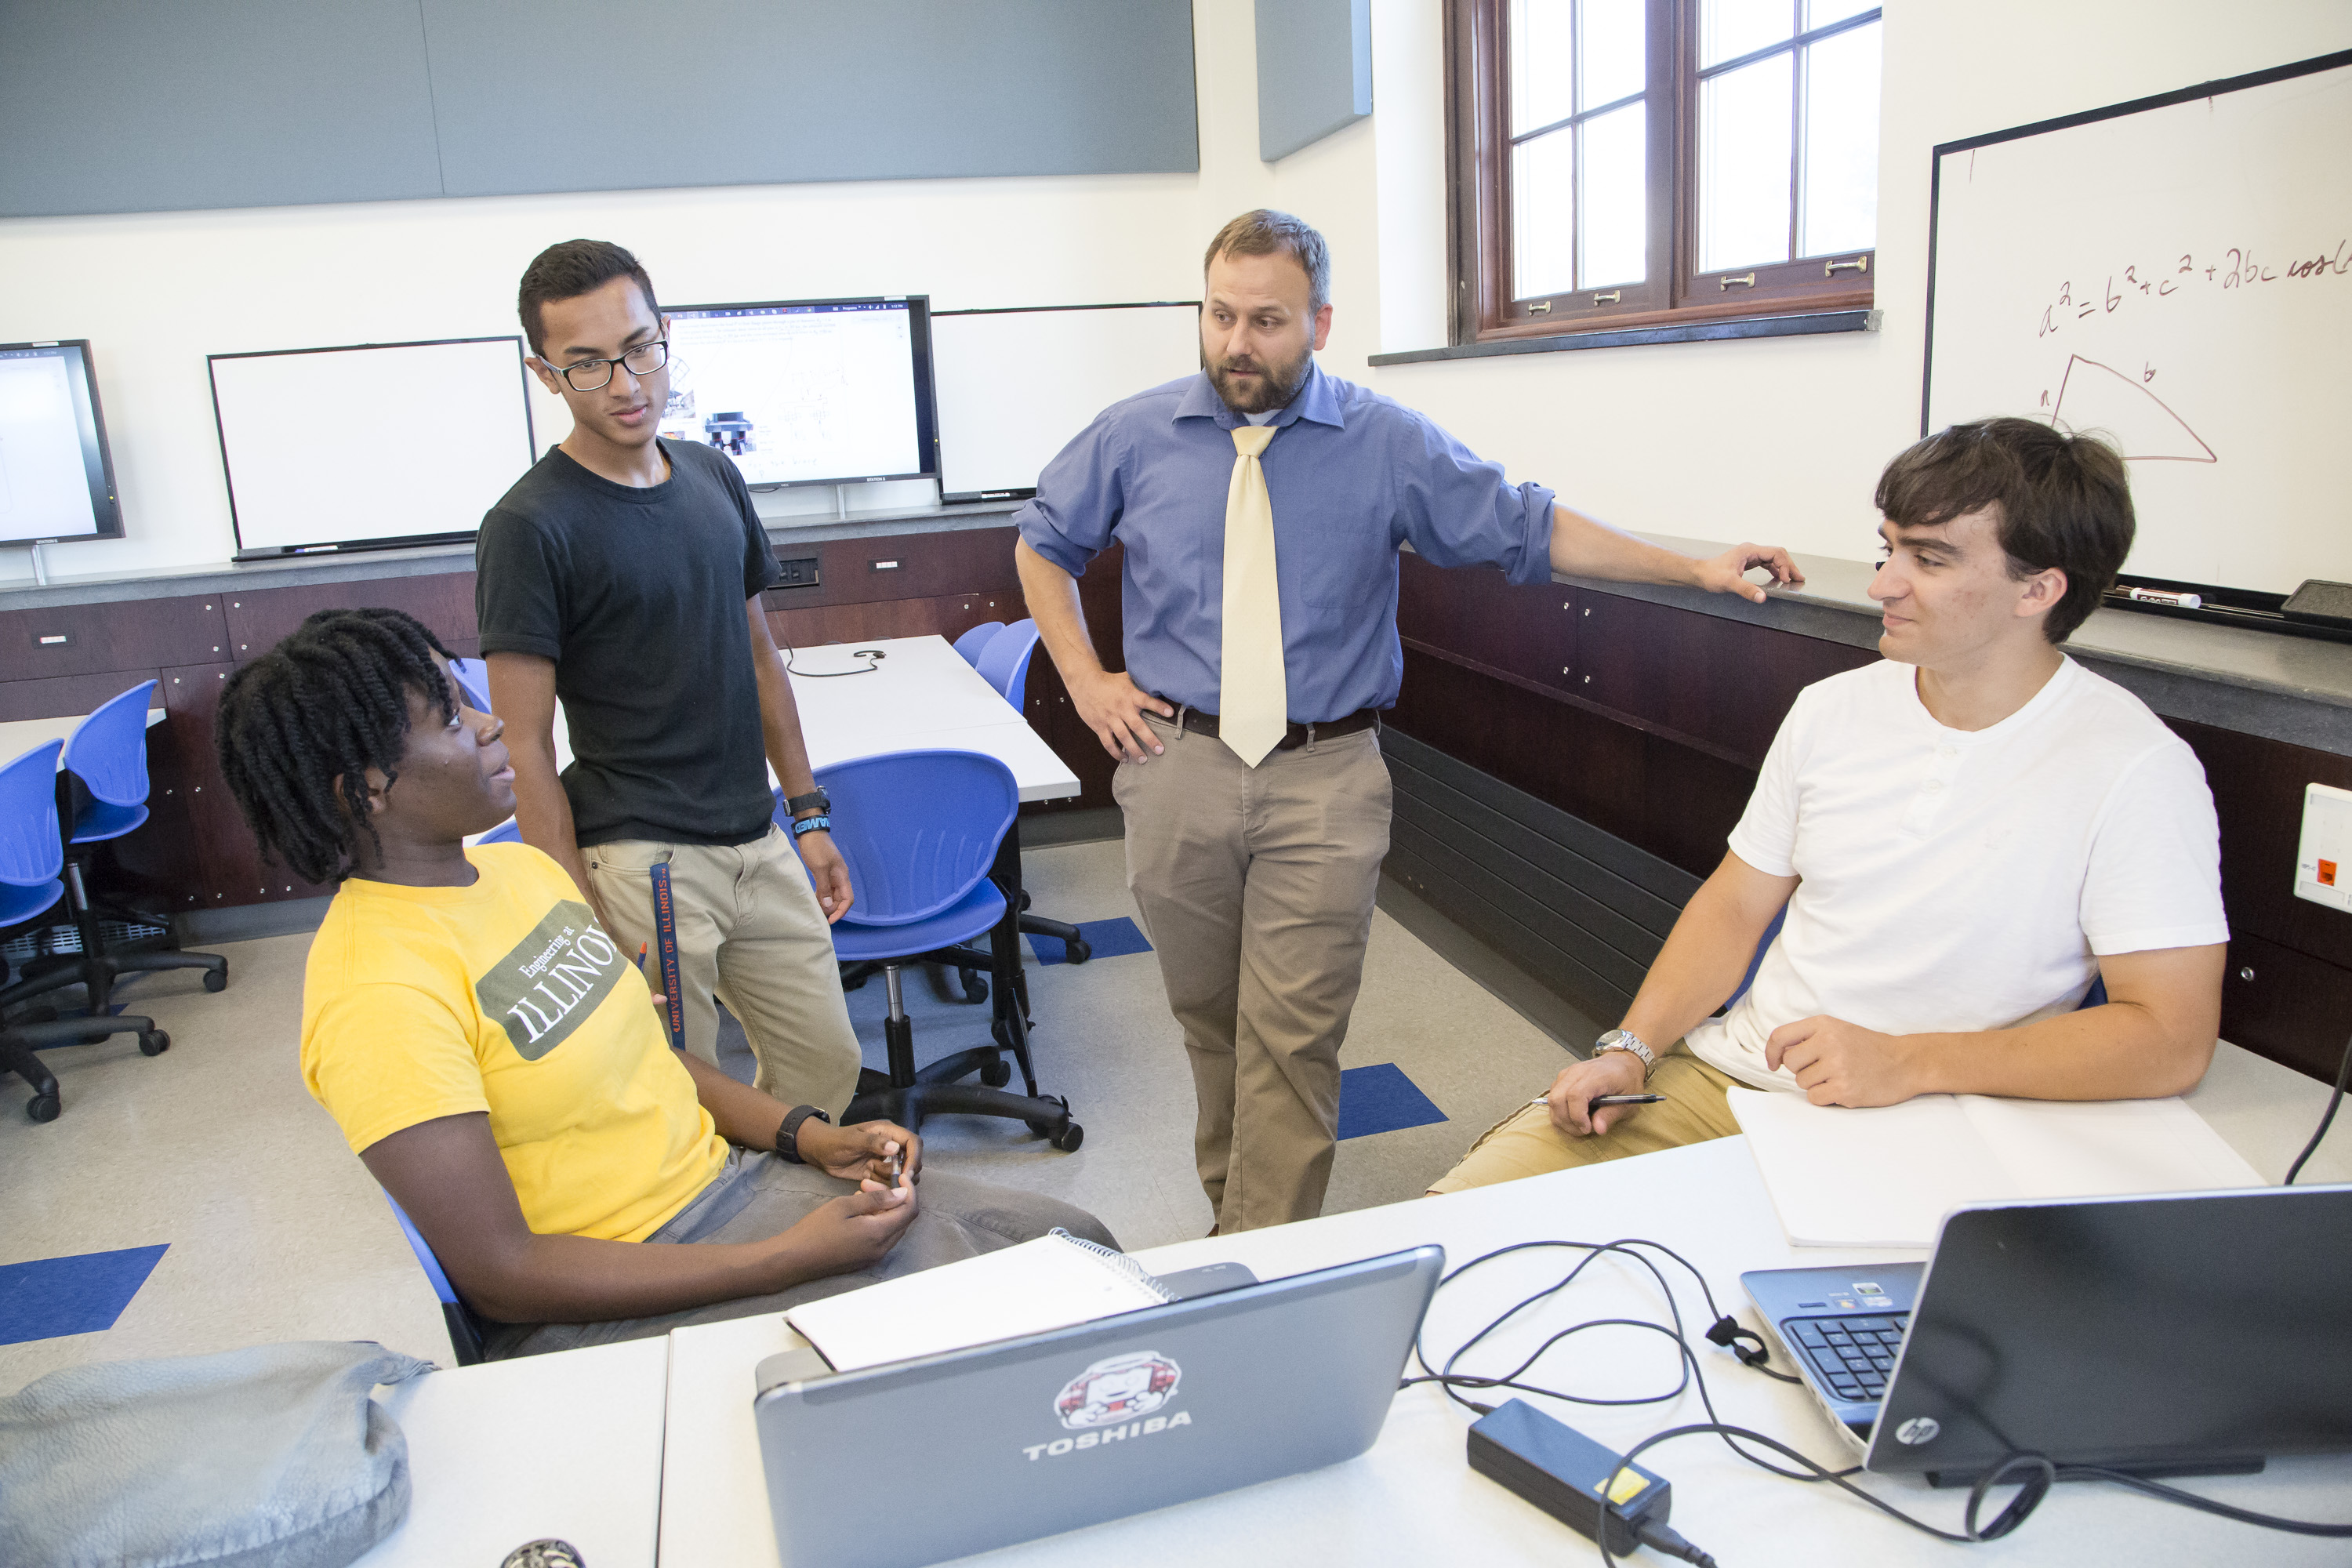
784, 1230, 1196, 1373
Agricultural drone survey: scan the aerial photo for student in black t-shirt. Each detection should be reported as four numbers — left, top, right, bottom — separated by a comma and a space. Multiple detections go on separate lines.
476, 240, 861, 1115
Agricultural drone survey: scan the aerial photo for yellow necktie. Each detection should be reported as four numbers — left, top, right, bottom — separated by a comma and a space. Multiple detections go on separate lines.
1219, 423, 1287, 768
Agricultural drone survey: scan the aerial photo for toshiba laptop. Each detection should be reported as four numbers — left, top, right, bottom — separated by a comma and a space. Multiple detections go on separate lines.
753, 1246, 1445, 1568
1747, 1184, 2352, 1484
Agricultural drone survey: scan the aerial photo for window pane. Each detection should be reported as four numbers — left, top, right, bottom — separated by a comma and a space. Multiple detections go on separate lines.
1512, 0, 1575, 134
1578, 101, 1646, 287
1700, 51, 1795, 272
1804, 0, 1876, 26
1579, 0, 1645, 111
1701, 0, 1792, 68
1513, 128, 1577, 299
1799, 20, 1880, 257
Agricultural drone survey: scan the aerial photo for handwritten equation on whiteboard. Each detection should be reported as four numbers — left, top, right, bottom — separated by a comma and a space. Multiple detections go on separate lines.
2034, 239, 2352, 341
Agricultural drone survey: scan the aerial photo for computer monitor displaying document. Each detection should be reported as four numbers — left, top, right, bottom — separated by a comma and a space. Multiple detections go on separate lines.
209, 336, 537, 558
0, 340, 125, 546
659, 297, 938, 489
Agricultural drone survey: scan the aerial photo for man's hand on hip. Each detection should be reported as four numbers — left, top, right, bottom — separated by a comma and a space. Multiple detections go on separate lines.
1071, 669, 1174, 763
1540, 1048, 1650, 1137
1692, 543, 1806, 604
794, 829, 855, 922
1765, 1015, 1921, 1106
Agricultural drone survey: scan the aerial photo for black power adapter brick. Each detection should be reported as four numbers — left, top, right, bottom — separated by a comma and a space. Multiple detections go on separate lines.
1468, 1400, 1716, 1565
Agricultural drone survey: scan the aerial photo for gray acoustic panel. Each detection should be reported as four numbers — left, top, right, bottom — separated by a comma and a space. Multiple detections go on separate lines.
0, 0, 444, 217
1254, 0, 1371, 162
420, 0, 1200, 198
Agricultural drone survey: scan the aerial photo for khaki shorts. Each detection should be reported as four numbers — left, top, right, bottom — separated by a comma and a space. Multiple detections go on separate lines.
1427, 1044, 1745, 1195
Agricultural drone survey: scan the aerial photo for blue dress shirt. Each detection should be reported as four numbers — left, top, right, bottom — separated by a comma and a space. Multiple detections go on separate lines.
1014, 362, 1556, 722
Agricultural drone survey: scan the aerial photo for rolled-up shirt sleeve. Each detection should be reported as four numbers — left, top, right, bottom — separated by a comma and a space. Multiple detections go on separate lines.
1014, 416, 1130, 575
1391, 412, 1556, 587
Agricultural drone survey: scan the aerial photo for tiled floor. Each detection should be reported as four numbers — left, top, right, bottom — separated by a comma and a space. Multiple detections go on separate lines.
0, 837, 1587, 1389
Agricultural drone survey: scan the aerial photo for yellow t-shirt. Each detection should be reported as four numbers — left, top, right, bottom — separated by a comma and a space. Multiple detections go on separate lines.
300, 842, 728, 1242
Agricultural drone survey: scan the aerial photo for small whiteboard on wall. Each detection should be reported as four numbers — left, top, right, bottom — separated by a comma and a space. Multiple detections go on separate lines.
1923, 51, 2352, 599
209, 336, 537, 557
931, 303, 1200, 502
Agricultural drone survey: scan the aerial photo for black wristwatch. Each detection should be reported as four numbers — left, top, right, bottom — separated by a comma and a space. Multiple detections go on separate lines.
776, 1104, 832, 1163
782, 787, 831, 817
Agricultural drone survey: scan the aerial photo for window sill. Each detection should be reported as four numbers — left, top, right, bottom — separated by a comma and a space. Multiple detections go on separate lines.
1367, 307, 1879, 367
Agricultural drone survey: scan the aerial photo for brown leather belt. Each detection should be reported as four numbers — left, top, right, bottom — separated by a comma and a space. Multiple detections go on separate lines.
1155, 701, 1382, 752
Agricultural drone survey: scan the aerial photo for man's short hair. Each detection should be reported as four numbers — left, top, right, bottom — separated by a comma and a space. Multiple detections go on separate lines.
1875, 417, 2134, 644
1203, 209, 1331, 314
517, 239, 661, 358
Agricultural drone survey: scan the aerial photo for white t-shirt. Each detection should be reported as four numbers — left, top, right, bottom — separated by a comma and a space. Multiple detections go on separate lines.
1684, 656, 2227, 1093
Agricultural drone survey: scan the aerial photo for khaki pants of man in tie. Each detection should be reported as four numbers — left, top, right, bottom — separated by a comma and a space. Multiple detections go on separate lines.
1114, 710, 1392, 1232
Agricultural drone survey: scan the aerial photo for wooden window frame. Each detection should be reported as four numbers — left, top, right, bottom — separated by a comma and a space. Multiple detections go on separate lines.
1448, 0, 1878, 344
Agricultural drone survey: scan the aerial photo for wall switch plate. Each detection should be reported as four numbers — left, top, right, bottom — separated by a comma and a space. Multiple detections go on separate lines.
2293, 782, 2352, 912
774, 556, 820, 588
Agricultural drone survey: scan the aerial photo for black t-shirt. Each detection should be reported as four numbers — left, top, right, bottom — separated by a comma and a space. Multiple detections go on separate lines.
475, 439, 782, 848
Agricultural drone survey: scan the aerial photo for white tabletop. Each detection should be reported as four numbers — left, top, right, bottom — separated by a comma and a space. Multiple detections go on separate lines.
787, 635, 1080, 804
657, 1042, 2350, 1566
354, 1335, 669, 1568
0, 706, 165, 769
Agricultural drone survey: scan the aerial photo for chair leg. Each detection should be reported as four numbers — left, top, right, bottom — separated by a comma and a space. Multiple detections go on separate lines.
2, 1012, 166, 1123
1019, 912, 1091, 964
3, 1031, 60, 1123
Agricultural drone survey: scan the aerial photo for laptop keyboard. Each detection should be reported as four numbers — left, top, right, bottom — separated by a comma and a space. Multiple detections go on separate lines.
1788, 1315, 1908, 1403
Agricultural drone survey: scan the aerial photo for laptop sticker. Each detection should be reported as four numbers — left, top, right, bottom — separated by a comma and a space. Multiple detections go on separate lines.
1058, 1351, 1181, 1428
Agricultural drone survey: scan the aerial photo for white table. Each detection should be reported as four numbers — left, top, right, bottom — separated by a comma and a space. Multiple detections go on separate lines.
0, 705, 165, 768
354, 1336, 669, 1568
785, 634, 1080, 803
657, 1041, 2350, 1566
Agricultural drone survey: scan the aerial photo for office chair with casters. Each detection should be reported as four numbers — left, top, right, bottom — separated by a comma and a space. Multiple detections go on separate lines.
951, 621, 1004, 668
383, 1191, 487, 1367
473, 818, 524, 846
0, 741, 169, 1123
972, 619, 1093, 966
13, 682, 230, 1022
815, 749, 1082, 1150
446, 656, 494, 713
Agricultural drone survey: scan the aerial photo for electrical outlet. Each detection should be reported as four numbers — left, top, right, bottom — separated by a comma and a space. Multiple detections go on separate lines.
774, 556, 821, 589
2293, 782, 2352, 912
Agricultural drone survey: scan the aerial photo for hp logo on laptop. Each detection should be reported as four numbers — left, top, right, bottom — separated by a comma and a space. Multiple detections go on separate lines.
1894, 1416, 1942, 1446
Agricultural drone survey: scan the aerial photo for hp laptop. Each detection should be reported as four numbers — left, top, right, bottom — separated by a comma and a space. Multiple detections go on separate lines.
1747, 1184, 2352, 1484
753, 1245, 1445, 1568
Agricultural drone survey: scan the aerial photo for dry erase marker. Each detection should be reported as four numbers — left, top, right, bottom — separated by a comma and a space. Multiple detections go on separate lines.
1531, 1092, 1667, 1107
2122, 586, 2202, 609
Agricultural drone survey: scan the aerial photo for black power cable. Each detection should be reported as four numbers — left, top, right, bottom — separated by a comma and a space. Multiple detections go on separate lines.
2283, 1023, 2352, 1185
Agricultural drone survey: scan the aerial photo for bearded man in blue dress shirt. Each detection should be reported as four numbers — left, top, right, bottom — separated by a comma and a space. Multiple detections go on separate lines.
1013, 210, 1805, 1232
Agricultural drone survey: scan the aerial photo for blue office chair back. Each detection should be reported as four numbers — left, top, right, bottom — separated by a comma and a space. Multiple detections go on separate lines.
0, 742, 66, 892
801, 750, 1018, 926
383, 1191, 485, 1367
447, 657, 493, 713
62, 680, 159, 809
975, 619, 1042, 707
952, 621, 1005, 668
474, 818, 523, 845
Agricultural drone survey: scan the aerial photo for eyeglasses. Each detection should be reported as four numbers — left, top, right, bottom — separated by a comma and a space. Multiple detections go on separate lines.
548, 339, 668, 392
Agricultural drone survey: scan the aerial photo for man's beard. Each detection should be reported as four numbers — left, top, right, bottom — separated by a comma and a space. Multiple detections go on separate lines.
1204, 340, 1312, 414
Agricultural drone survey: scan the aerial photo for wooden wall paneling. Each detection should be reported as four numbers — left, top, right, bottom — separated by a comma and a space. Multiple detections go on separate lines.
220, 572, 481, 662
765, 590, 1025, 652
768, 526, 1023, 612
0, 668, 172, 724
2218, 931, 2352, 1083
100, 680, 211, 915
161, 661, 333, 910
0, 595, 228, 681
1396, 555, 1578, 693
2169, 717, 2352, 971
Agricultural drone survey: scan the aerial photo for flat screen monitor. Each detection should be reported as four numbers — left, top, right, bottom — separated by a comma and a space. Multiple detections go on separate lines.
659, 297, 938, 489
931, 303, 1201, 503
209, 336, 537, 558
0, 340, 125, 547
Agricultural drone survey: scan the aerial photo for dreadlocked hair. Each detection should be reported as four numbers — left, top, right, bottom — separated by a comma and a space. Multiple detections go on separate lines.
215, 608, 459, 885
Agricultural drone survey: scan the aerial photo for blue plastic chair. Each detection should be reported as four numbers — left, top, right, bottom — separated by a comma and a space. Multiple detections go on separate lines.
447, 657, 493, 713
474, 818, 524, 845
974, 618, 1042, 706
0, 739, 169, 1123
952, 621, 1005, 668
384, 1191, 487, 1366
808, 750, 1080, 1149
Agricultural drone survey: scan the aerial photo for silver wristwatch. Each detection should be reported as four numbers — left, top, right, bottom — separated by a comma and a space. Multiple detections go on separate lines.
1592, 1029, 1656, 1081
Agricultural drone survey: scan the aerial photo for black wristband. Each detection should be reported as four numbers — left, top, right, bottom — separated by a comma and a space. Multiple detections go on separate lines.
776, 1104, 832, 1163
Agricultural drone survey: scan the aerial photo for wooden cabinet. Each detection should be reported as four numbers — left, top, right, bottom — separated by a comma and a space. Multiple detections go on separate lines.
220, 574, 481, 660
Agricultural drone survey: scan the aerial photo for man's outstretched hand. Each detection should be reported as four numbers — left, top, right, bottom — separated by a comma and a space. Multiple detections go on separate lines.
1693, 544, 1806, 604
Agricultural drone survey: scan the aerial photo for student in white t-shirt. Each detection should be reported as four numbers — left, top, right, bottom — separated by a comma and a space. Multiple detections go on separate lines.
1429, 417, 2228, 1194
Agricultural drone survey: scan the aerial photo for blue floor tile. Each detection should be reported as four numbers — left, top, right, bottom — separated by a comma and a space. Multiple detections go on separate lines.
1338, 1063, 1448, 1140
0, 1243, 169, 1345
1029, 916, 1154, 967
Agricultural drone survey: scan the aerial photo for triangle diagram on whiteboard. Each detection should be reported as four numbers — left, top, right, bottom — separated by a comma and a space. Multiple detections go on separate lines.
2051, 356, 2216, 463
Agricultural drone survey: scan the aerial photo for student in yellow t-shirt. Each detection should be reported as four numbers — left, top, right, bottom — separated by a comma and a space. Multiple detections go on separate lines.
216, 607, 1113, 1358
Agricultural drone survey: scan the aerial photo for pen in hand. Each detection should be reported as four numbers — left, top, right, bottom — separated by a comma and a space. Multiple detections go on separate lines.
1531, 1092, 1667, 1108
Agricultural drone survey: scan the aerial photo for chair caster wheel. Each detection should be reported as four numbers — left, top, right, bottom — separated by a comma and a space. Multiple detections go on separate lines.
139, 1029, 170, 1057
980, 1056, 1011, 1087
990, 1018, 1010, 1050
203, 967, 228, 993
1017, 890, 1033, 913
959, 970, 989, 1004
27, 1092, 60, 1122
1048, 1121, 1084, 1152
1065, 939, 1092, 965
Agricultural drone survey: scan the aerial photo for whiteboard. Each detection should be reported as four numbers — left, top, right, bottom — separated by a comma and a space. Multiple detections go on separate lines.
209, 336, 536, 555
1923, 53, 2352, 597
932, 303, 1200, 501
